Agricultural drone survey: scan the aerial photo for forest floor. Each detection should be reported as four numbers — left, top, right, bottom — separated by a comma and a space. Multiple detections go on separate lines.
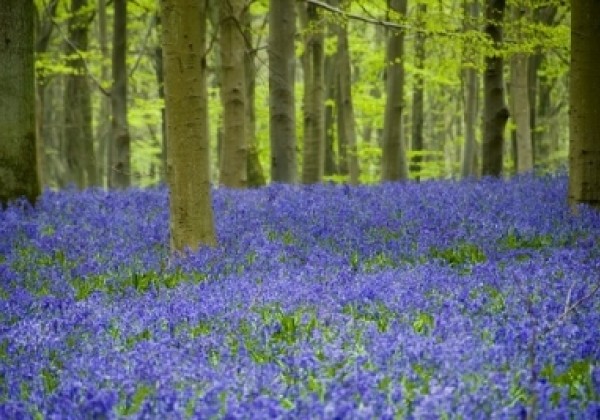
1, 174, 599, 418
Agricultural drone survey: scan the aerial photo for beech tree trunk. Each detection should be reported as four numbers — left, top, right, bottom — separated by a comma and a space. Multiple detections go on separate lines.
110, 0, 131, 188
300, 3, 325, 184
509, 6, 533, 173
482, 0, 509, 177
161, 0, 216, 250
96, 0, 111, 187
461, 0, 479, 178
528, 5, 557, 166
244, 9, 266, 187
568, 0, 600, 209
411, 3, 426, 181
219, 0, 247, 187
269, 0, 297, 183
64, 0, 96, 188
336, 18, 359, 184
381, 0, 409, 182
324, 49, 338, 177
0, 0, 40, 206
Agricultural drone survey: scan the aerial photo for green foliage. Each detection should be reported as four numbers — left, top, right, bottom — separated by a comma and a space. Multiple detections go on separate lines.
125, 328, 152, 350
343, 301, 397, 333
429, 242, 487, 270
498, 229, 554, 251
412, 311, 434, 336
541, 359, 598, 404
41, 368, 60, 395
118, 383, 155, 416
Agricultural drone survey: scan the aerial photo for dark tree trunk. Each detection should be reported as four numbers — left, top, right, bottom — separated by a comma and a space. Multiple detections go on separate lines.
110, 0, 131, 188
64, 0, 96, 188
482, 0, 509, 177
0, 0, 40, 206
568, 0, 600, 209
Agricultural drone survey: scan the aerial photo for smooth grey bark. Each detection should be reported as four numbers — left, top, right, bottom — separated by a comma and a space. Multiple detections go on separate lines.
528, 5, 557, 165
96, 0, 111, 187
269, 0, 297, 183
64, 0, 96, 188
35, 0, 59, 187
219, 0, 247, 187
0, 0, 40, 206
381, 0, 409, 182
482, 0, 509, 177
410, 3, 426, 181
243, 9, 266, 187
161, 0, 216, 250
324, 40, 338, 176
460, 0, 480, 178
336, 18, 359, 184
568, 0, 600, 209
509, 6, 532, 173
300, 3, 325, 184
154, 12, 167, 183
110, 0, 131, 188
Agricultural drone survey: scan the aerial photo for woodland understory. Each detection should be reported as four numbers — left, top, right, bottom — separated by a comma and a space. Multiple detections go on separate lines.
1, 174, 599, 418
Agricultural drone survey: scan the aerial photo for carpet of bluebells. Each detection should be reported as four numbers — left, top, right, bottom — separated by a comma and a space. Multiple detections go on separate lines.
1, 174, 599, 419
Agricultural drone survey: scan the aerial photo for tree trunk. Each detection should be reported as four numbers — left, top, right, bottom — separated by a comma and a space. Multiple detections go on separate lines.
161, 0, 216, 250
97, 0, 111, 187
300, 3, 325, 184
64, 0, 96, 188
35, 0, 59, 188
244, 9, 266, 187
154, 12, 167, 183
410, 3, 426, 181
381, 0, 409, 182
461, 0, 479, 178
509, 8, 533, 174
110, 0, 131, 188
219, 0, 247, 187
482, 0, 509, 177
269, 0, 297, 183
324, 50, 338, 176
528, 5, 557, 166
568, 0, 600, 209
336, 19, 359, 184
0, 0, 40, 206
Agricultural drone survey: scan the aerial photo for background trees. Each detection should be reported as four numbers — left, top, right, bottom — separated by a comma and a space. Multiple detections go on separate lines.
1, 0, 590, 206
268, 0, 297, 183
0, 0, 40, 206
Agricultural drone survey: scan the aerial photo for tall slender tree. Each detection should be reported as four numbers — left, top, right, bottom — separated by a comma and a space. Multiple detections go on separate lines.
411, 2, 427, 181
269, 0, 297, 183
528, 5, 557, 166
161, 0, 216, 250
97, 0, 111, 187
64, 0, 96, 188
335, 7, 359, 184
243, 7, 266, 187
110, 0, 131, 188
35, 0, 59, 187
510, 5, 532, 173
482, 0, 509, 177
219, 0, 247, 187
569, 0, 600, 209
300, 2, 326, 184
381, 0, 409, 182
0, 0, 40, 206
461, 0, 480, 178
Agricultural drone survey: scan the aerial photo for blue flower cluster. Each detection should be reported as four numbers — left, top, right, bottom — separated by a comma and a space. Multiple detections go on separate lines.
1, 174, 599, 418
